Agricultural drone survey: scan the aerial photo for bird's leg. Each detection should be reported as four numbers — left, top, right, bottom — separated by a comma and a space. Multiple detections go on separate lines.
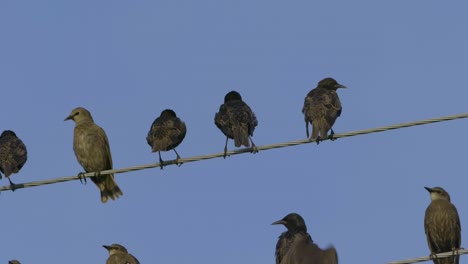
328, 129, 336, 141
7, 177, 18, 192
173, 148, 182, 167
249, 136, 258, 154
223, 137, 229, 159
305, 122, 310, 138
158, 151, 164, 170
315, 136, 321, 145
77, 172, 87, 185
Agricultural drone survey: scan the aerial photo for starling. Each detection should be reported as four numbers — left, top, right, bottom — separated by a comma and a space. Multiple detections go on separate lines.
65, 107, 123, 203
0, 130, 27, 190
424, 187, 461, 264
103, 244, 140, 264
302, 78, 346, 143
146, 109, 187, 169
214, 90, 258, 158
8, 260, 21, 264
272, 213, 338, 264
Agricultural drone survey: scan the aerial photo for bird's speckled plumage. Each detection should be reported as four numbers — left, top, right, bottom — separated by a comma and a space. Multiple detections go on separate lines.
302, 78, 346, 142
104, 244, 140, 264
424, 187, 461, 264
65, 107, 123, 203
146, 109, 186, 166
272, 213, 338, 264
0, 130, 27, 186
215, 91, 258, 157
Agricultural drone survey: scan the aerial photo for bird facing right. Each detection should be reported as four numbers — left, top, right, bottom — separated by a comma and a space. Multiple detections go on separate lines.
424, 187, 461, 264
214, 90, 258, 158
302, 78, 346, 144
146, 109, 187, 169
103, 244, 140, 264
0, 130, 27, 190
272, 213, 338, 264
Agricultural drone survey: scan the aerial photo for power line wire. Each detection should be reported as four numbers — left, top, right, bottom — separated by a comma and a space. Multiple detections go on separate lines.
1, 112, 467, 192
386, 249, 468, 264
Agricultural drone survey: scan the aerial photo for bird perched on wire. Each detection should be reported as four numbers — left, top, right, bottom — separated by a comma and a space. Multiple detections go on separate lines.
65, 107, 123, 203
8, 260, 21, 264
272, 213, 338, 264
424, 187, 461, 264
146, 109, 186, 169
0, 130, 27, 190
215, 90, 258, 158
302, 77, 346, 144
103, 243, 140, 264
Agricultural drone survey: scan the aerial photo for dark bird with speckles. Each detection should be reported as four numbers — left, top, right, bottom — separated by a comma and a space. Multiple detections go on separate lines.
146, 109, 186, 169
272, 213, 338, 264
65, 107, 123, 203
424, 187, 461, 264
103, 244, 140, 264
8, 260, 21, 264
215, 90, 258, 158
0, 130, 27, 190
302, 78, 346, 143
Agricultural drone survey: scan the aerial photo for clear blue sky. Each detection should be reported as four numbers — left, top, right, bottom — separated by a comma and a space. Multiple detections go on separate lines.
1, 1, 467, 263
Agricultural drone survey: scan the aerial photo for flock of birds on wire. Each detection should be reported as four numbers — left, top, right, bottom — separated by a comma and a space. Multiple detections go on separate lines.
0, 77, 462, 264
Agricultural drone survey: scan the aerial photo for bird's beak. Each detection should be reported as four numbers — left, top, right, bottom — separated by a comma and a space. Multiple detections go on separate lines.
424, 187, 433, 193
336, 83, 347, 89
103, 245, 111, 250
64, 115, 73, 121
271, 219, 287, 225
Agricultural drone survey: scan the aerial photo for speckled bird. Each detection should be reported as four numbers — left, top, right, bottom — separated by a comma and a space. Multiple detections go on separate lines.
146, 109, 186, 169
424, 187, 461, 264
215, 91, 258, 158
302, 78, 346, 143
272, 213, 338, 264
65, 107, 123, 203
103, 244, 140, 264
0, 130, 27, 190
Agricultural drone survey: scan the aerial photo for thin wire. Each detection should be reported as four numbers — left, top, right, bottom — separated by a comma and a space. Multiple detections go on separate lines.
1, 112, 467, 192
386, 249, 468, 264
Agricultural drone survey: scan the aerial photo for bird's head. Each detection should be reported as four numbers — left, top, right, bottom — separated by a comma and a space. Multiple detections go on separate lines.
425, 186, 451, 202
103, 243, 128, 255
317, 77, 346, 91
1, 130, 17, 138
224, 91, 242, 103
9, 260, 21, 264
64, 107, 94, 124
272, 213, 308, 232
160, 109, 177, 118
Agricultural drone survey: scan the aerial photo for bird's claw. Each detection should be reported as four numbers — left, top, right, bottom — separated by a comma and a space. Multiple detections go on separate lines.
315, 136, 321, 145
175, 156, 183, 167
78, 172, 87, 185
251, 145, 259, 154
159, 158, 164, 170
8, 178, 18, 191
328, 130, 337, 141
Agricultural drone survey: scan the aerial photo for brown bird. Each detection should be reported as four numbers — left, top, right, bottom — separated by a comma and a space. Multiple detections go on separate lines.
146, 109, 187, 169
103, 244, 140, 264
8, 260, 21, 264
215, 91, 258, 158
0, 130, 27, 190
65, 107, 123, 203
424, 187, 461, 264
272, 213, 338, 264
302, 78, 346, 143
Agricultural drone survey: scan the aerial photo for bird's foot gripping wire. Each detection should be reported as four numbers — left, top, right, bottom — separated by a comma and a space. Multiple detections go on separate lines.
251, 145, 259, 154
223, 147, 229, 159
8, 178, 18, 192
173, 149, 183, 167
158, 152, 165, 170
78, 172, 87, 185
328, 129, 337, 141
315, 136, 321, 145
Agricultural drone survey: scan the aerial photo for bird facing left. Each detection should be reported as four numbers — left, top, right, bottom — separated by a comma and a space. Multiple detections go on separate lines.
65, 107, 123, 203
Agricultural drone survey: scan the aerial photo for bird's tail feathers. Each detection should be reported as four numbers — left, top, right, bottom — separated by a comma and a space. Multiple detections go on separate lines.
233, 125, 250, 148
99, 174, 123, 203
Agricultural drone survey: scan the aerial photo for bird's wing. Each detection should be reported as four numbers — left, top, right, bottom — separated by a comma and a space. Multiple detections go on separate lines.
96, 125, 113, 169
320, 246, 338, 264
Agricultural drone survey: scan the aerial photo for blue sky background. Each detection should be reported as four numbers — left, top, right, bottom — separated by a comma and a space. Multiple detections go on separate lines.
1, 1, 468, 263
